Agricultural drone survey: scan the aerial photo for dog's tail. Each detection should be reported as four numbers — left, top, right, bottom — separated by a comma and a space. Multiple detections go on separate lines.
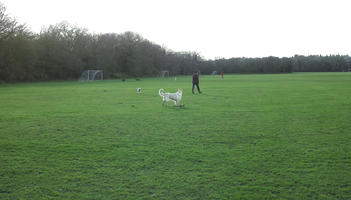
159, 88, 165, 97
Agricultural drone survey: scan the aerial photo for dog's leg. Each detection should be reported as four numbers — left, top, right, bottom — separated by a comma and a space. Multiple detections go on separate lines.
162, 97, 166, 107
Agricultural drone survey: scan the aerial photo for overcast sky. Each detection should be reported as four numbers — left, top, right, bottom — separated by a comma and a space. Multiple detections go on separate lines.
2, 0, 350, 59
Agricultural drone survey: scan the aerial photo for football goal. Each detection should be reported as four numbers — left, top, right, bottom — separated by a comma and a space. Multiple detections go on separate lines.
79, 70, 103, 81
158, 70, 169, 78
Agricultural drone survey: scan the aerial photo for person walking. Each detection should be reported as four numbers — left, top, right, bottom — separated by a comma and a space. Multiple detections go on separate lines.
192, 72, 201, 94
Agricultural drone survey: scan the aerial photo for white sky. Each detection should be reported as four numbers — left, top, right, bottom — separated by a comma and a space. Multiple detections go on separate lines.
2, 0, 351, 59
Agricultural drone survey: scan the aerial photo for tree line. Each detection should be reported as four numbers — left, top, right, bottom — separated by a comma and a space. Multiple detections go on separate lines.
1, 2, 350, 82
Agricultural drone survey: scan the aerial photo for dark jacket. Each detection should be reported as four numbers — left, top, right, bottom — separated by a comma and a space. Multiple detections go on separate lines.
192, 73, 199, 84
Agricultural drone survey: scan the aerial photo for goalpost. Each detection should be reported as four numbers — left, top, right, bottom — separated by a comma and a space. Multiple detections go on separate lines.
158, 70, 169, 78
79, 70, 103, 81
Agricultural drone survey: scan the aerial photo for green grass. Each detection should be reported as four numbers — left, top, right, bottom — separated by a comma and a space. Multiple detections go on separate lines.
1, 72, 350, 199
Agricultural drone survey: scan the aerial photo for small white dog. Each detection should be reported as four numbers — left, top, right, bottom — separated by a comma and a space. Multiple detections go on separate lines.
159, 88, 182, 106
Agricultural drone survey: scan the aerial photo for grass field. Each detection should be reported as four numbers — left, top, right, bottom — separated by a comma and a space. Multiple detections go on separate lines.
1, 72, 350, 199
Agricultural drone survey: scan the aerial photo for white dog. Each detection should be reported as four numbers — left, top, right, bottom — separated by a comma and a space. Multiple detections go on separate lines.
159, 88, 182, 106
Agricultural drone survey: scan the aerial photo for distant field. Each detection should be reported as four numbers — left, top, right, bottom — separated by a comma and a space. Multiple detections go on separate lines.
0, 72, 350, 199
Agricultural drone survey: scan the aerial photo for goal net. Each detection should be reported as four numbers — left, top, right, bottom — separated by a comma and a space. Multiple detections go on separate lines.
79, 70, 103, 81
158, 70, 169, 78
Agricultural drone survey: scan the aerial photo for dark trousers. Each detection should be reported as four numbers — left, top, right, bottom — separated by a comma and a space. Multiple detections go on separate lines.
192, 82, 201, 93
